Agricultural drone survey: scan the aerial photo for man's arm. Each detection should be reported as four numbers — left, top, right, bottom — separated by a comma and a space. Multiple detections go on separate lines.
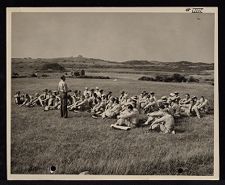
147, 111, 164, 117
150, 116, 166, 126
119, 111, 135, 119
198, 99, 209, 109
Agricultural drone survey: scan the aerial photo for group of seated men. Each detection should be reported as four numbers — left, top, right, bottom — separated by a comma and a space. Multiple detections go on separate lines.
14, 86, 210, 134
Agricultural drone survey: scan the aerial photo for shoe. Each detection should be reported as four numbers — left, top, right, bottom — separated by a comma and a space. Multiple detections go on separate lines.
92, 115, 98, 119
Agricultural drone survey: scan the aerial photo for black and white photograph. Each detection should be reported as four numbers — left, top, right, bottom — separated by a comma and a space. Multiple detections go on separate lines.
7, 7, 219, 180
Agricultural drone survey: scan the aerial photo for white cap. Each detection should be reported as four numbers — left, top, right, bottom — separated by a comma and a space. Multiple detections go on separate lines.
169, 93, 175, 97
161, 96, 167, 100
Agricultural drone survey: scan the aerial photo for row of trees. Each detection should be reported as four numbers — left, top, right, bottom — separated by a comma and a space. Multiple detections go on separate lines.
139, 73, 199, 83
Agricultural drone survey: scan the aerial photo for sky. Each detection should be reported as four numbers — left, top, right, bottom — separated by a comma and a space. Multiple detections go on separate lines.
11, 12, 215, 63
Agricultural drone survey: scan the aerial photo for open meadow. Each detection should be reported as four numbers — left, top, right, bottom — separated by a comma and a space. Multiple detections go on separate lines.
11, 77, 214, 175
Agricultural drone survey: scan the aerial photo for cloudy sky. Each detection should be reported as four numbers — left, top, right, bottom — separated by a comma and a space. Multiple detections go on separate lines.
11, 12, 215, 63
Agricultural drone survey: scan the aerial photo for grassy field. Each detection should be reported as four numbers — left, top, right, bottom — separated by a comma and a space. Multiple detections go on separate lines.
11, 78, 214, 175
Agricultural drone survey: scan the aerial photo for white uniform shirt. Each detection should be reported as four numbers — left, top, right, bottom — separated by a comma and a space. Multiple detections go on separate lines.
58, 80, 68, 92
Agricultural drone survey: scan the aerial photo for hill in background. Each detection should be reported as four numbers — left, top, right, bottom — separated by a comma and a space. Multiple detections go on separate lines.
11, 56, 214, 78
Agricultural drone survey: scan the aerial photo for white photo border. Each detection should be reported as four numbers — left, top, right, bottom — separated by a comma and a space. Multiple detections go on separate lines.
6, 7, 219, 180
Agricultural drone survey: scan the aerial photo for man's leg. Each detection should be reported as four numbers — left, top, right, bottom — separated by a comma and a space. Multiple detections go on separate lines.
159, 124, 166, 133
193, 106, 201, 118
64, 94, 68, 118
60, 95, 64, 117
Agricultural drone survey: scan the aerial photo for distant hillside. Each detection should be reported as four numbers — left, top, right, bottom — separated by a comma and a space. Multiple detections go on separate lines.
11, 56, 214, 75
122, 60, 158, 65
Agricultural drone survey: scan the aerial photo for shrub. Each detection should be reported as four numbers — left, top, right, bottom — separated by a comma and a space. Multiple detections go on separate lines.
81, 69, 85, 76
42, 74, 49, 77
138, 76, 155, 81
31, 73, 38, 77
139, 74, 188, 83
12, 72, 19, 76
76, 75, 110, 79
172, 73, 187, 82
41, 63, 65, 72
164, 76, 174, 82
187, 76, 199, 83
74, 71, 80, 76
155, 75, 165, 82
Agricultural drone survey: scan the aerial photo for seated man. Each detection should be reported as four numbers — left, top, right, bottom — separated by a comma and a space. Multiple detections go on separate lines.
102, 98, 122, 119
106, 91, 113, 102
83, 87, 91, 97
139, 93, 150, 109
71, 95, 90, 111
168, 97, 181, 117
119, 91, 125, 102
38, 89, 50, 107
145, 105, 175, 134
19, 94, 31, 107
191, 96, 209, 118
14, 91, 23, 105
143, 96, 158, 113
95, 87, 101, 97
180, 93, 191, 105
88, 92, 98, 108
44, 93, 56, 110
91, 96, 107, 116
179, 93, 192, 116
120, 93, 129, 110
174, 92, 181, 104
45, 97, 61, 111
26, 93, 41, 107
112, 104, 139, 129
105, 97, 115, 110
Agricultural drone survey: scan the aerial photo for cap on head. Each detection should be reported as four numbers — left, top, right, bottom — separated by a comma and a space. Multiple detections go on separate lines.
85, 87, 88, 90
61, 75, 66, 80
96, 87, 99, 90
127, 104, 133, 110
161, 96, 167, 100
174, 92, 179, 95
169, 93, 175, 97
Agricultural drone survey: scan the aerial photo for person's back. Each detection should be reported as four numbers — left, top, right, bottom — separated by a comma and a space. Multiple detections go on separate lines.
112, 101, 121, 111
129, 108, 139, 125
14, 91, 22, 105
163, 113, 175, 131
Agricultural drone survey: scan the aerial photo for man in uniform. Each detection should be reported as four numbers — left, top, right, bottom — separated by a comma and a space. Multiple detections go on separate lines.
145, 104, 175, 134
113, 104, 139, 128
58, 75, 68, 118
192, 96, 209, 118
83, 87, 90, 97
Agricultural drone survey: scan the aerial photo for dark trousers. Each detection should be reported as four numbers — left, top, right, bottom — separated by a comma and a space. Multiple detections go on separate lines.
60, 92, 68, 118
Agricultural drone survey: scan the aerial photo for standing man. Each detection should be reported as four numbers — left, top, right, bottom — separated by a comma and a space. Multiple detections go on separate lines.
58, 75, 68, 118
